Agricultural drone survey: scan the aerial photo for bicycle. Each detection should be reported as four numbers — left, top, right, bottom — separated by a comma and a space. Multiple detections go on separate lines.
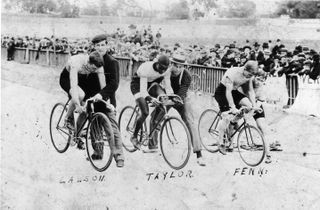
118, 94, 192, 170
49, 98, 115, 172
198, 107, 266, 167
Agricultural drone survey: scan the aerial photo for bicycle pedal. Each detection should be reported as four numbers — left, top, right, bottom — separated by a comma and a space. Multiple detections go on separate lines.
70, 138, 77, 146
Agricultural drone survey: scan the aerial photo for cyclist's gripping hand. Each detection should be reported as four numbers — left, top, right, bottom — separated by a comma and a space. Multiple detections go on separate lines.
150, 97, 160, 106
230, 106, 239, 115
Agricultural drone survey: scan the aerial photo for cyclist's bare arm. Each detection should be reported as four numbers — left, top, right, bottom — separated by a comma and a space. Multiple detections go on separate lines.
240, 78, 257, 108
97, 67, 106, 90
69, 64, 81, 107
224, 76, 237, 112
92, 67, 107, 101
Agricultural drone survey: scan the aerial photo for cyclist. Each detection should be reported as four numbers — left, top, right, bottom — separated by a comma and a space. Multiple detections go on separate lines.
214, 60, 260, 155
59, 51, 105, 150
87, 34, 124, 167
169, 54, 206, 166
240, 69, 282, 164
130, 54, 173, 151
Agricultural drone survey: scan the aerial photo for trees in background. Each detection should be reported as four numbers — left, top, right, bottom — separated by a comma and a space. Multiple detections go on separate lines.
166, 0, 190, 19
3, 0, 80, 17
217, 0, 256, 18
275, 1, 320, 18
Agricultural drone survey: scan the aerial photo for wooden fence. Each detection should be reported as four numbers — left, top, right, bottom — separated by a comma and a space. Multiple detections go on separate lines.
2, 47, 298, 105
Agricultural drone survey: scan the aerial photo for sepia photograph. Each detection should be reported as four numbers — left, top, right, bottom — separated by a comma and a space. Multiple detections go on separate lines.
1, 0, 320, 209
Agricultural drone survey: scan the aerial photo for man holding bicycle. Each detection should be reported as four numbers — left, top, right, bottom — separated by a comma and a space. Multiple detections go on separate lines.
169, 54, 206, 166
130, 54, 173, 151
86, 34, 125, 168
214, 60, 260, 155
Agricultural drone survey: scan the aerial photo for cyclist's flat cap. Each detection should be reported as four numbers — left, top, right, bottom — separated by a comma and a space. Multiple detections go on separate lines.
92, 34, 107, 44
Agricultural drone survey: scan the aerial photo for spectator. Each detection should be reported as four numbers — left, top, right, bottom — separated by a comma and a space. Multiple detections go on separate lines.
7, 37, 15, 61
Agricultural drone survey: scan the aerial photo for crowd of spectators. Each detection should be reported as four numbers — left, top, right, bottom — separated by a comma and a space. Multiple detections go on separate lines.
1, 24, 319, 80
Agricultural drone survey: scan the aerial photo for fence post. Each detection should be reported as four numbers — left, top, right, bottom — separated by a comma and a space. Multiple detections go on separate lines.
46, 49, 50, 66
25, 48, 29, 64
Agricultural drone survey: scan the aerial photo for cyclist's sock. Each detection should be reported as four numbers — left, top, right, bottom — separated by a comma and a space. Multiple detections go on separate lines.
196, 151, 202, 158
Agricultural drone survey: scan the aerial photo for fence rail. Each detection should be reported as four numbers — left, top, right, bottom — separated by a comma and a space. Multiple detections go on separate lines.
2, 47, 298, 105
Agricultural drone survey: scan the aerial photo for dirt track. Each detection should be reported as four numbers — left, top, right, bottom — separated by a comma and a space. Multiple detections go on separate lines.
1, 60, 320, 210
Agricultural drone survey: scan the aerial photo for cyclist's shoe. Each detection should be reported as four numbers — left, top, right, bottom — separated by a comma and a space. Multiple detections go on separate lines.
265, 155, 272, 164
91, 153, 103, 160
196, 156, 206, 166
143, 147, 158, 153
226, 146, 234, 152
77, 139, 85, 150
270, 142, 283, 151
130, 136, 141, 150
218, 144, 227, 155
114, 154, 124, 167
116, 159, 124, 168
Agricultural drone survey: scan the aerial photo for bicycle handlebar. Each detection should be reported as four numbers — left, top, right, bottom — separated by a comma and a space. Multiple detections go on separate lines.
75, 98, 115, 113
155, 94, 184, 106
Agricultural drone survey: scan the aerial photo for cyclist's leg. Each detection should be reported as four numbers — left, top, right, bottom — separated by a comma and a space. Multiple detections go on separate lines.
149, 83, 165, 149
133, 97, 149, 138
94, 101, 124, 163
214, 84, 233, 150
253, 104, 272, 162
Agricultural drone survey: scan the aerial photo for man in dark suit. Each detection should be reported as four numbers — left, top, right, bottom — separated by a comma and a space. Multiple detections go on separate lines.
88, 34, 124, 168
169, 54, 206, 166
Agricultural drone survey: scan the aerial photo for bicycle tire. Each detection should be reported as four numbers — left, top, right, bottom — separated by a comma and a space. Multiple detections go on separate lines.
237, 125, 266, 167
86, 112, 114, 172
198, 109, 221, 153
49, 103, 70, 153
118, 106, 147, 152
160, 116, 191, 170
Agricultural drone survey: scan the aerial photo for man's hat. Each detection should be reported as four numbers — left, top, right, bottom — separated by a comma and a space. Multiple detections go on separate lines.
253, 42, 260, 47
92, 34, 108, 44
243, 45, 252, 51
171, 54, 186, 64
262, 42, 269, 49
303, 60, 312, 65
229, 43, 236, 49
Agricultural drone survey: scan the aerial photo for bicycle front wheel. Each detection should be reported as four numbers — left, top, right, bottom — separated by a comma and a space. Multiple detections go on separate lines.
49, 103, 70, 153
198, 109, 221, 153
118, 106, 138, 152
237, 125, 266, 167
160, 116, 191, 170
86, 113, 113, 172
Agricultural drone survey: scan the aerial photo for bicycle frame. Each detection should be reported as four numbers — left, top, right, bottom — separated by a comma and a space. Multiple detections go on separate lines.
56, 99, 93, 139
127, 104, 171, 141
208, 110, 248, 140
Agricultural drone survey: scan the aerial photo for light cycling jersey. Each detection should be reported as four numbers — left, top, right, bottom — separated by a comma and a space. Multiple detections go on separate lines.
221, 67, 252, 90
65, 54, 103, 75
134, 61, 173, 98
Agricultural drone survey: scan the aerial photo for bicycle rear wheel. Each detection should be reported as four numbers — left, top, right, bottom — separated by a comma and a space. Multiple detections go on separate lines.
49, 103, 70, 153
237, 125, 266, 167
86, 113, 113, 172
160, 116, 191, 170
198, 109, 221, 153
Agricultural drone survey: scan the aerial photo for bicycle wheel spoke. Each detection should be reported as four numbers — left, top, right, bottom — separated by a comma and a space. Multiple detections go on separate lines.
160, 117, 191, 170
50, 103, 70, 153
198, 109, 221, 153
86, 113, 113, 172
237, 125, 266, 167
